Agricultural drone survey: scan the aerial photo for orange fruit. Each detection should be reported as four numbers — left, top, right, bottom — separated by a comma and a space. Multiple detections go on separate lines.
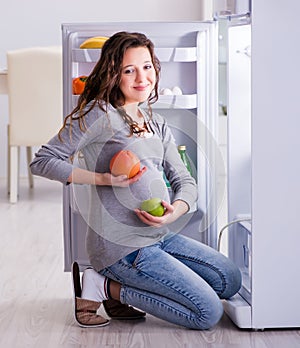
110, 150, 140, 178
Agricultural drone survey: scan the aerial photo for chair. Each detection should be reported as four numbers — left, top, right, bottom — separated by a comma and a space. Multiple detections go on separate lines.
7, 46, 63, 203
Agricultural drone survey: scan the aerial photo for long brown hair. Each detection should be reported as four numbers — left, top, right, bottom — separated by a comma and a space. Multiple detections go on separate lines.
59, 31, 161, 139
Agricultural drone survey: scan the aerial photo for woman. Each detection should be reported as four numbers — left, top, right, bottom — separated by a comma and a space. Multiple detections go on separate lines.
30, 31, 241, 329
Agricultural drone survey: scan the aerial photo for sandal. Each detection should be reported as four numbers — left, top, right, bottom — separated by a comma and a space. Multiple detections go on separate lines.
71, 262, 109, 328
102, 299, 146, 320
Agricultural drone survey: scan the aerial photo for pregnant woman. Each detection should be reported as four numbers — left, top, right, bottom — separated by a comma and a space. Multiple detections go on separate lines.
30, 31, 241, 329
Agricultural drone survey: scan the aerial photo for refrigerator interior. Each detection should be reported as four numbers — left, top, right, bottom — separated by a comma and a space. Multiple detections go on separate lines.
61, 22, 219, 270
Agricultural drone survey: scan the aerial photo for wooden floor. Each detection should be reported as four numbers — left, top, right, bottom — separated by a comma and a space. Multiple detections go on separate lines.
0, 178, 299, 348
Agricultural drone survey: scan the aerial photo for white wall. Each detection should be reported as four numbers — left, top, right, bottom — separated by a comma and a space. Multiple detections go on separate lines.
0, 0, 212, 178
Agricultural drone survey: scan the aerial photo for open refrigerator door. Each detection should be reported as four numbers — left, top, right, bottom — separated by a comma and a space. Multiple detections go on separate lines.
218, 0, 300, 329
223, 22, 252, 328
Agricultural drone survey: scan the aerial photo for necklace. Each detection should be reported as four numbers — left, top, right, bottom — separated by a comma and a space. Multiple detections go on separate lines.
117, 107, 153, 138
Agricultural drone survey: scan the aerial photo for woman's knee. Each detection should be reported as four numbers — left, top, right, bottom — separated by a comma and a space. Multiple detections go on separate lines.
193, 297, 224, 330
220, 259, 242, 299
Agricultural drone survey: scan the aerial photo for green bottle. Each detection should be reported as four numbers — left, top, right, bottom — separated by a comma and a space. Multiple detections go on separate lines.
163, 171, 171, 188
178, 145, 193, 177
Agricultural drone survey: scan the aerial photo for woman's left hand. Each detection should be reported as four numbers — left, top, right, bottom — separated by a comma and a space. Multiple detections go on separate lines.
135, 201, 186, 227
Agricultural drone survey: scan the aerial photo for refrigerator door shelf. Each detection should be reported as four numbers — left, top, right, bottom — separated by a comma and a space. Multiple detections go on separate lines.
147, 94, 197, 109
223, 293, 252, 328
228, 217, 252, 304
71, 94, 197, 110
72, 47, 198, 63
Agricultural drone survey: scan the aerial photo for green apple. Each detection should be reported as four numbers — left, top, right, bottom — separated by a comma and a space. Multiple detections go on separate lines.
140, 198, 165, 217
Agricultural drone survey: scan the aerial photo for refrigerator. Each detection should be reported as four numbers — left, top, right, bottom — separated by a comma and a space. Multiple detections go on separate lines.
223, 0, 300, 330
61, 1, 300, 329
61, 20, 221, 272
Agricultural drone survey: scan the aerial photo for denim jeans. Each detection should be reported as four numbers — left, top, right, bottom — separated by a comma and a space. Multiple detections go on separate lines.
99, 233, 241, 330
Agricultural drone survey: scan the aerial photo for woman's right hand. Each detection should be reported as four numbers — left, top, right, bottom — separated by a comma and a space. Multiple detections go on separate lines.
96, 166, 147, 187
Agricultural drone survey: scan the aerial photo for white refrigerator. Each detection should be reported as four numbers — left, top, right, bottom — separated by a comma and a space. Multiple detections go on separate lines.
223, 0, 300, 330
62, 20, 220, 271
61, 3, 300, 329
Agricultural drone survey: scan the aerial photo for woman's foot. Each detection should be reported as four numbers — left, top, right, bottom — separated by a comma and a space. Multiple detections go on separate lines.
71, 262, 109, 328
102, 299, 146, 320
81, 267, 146, 319
81, 268, 110, 302
72, 262, 146, 323
75, 297, 109, 328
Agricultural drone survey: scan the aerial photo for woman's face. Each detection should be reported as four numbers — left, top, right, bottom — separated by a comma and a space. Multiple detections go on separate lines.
119, 46, 156, 105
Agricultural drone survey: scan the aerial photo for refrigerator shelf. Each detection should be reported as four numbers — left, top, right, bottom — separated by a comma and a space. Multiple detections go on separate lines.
72, 93, 197, 109
153, 94, 197, 109
72, 47, 197, 63
155, 47, 197, 62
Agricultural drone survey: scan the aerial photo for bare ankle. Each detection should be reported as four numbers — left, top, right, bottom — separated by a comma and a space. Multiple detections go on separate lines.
109, 280, 121, 301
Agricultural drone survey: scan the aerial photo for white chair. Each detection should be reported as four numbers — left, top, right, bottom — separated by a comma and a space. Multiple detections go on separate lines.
7, 46, 63, 203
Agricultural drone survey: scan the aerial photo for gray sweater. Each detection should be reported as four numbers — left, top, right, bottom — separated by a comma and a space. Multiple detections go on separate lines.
30, 105, 197, 271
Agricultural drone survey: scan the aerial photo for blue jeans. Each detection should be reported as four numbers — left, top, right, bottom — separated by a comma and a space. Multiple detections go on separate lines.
99, 233, 241, 330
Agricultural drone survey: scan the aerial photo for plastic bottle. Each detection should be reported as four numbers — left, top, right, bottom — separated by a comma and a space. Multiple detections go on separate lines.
163, 171, 171, 188
178, 145, 193, 177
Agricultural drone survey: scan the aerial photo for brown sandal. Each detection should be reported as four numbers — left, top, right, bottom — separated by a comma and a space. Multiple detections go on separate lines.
102, 299, 146, 320
72, 262, 109, 328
